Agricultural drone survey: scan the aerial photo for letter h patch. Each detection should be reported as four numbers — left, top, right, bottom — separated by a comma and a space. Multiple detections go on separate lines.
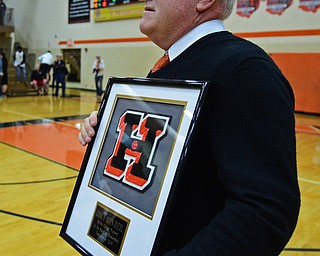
104, 110, 170, 191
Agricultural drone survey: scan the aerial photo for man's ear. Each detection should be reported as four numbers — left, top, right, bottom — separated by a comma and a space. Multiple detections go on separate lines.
196, 0, 216, 12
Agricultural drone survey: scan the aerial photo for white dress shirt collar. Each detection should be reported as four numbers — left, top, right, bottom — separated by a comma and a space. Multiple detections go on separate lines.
167, 20, 225, 61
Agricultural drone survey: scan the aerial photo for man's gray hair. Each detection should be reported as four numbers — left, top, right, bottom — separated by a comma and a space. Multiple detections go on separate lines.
219, 0, 236, 20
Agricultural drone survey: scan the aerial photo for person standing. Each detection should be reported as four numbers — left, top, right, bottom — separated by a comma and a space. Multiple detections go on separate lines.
0, 0, 6, 25
78, 0, 300, 255
92, 54, 105, 102
0, 53, 3, 98
13, 46, 27, 83
53, 53, 68, 97
38, 50, 54, 83
0, 52, 8, 97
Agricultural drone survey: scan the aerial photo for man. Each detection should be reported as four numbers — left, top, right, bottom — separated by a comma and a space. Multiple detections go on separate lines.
92, 54, 105, 102
79, 0, 300, 255
53, 53, 68, 97
38, 50, 54, 82
13, 46, 27, 83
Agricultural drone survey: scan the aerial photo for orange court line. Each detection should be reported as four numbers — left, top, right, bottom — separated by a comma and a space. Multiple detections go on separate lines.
0, 121, 318, 171
0, 123, 86, 170
295, 124, 320, 135
58, 29, 320, 45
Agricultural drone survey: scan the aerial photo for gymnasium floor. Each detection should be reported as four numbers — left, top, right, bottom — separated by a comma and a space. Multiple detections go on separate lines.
0, 89, 319, 255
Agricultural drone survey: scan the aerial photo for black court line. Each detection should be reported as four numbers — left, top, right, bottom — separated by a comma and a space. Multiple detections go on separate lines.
284, 248, 320, 252
0, 175, 77, 185
0, 114, 89, 128
0, 209, 62, 226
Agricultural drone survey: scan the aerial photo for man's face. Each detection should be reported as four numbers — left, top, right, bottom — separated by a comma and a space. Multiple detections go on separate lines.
139, 0, 197, 50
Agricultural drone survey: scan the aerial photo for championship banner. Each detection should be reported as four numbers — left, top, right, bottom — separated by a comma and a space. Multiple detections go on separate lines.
299, 0, 320, 12
266, 0, 293, 15
60, 77, 209, 255
236, 0, 260, 18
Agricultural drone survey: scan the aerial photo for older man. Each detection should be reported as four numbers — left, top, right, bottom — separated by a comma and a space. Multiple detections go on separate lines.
79, 0, 300, 255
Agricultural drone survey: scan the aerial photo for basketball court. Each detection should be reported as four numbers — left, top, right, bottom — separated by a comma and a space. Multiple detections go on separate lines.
0, 90, 319, 255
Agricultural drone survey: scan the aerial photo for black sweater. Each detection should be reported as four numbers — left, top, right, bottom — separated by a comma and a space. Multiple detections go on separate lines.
148, 31, 300, 256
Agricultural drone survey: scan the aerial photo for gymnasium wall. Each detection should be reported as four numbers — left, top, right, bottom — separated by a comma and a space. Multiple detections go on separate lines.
5, 0, 320, 113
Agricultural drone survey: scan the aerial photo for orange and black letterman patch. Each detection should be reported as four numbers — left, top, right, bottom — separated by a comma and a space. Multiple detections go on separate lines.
104, 110, 170, 191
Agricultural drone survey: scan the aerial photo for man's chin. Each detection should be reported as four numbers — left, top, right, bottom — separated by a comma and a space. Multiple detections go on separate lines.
139, 21, 151, 36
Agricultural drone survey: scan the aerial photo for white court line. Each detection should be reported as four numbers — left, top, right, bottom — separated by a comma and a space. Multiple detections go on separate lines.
298, 177, 320, 185
1, 109, 45, 121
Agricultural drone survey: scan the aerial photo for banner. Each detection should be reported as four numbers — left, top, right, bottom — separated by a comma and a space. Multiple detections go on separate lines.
299, 0, 320, 12
266, 0, 293, 15
236, 0, 260, 18
68, 0, 90, 24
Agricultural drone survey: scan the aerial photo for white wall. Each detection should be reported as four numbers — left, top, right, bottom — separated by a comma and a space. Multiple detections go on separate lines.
5, 0, 320, 90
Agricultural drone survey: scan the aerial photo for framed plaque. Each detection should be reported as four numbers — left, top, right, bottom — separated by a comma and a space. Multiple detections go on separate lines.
60, 77, 209, 255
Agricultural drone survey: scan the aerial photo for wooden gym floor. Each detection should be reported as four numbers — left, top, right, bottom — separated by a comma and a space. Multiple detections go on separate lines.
0, 89, 319, 255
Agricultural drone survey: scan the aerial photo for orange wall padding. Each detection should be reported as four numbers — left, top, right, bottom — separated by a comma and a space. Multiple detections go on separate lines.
270, 53, 320, 114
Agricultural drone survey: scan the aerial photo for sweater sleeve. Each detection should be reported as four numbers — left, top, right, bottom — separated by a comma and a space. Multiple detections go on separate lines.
164, 57, 300, 256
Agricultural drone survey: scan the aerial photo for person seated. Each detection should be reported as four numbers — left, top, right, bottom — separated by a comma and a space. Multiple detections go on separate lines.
30, 64, 48, 95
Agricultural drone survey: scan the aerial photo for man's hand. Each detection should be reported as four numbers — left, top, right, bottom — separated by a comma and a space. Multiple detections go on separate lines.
78, 111, 98, 146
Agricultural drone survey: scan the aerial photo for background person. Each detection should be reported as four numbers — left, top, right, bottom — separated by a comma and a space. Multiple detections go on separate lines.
78, 0, 300, 255
13, 46, 27, 83
0, 52, 8, 97
38, 50, 54, 83
92, 54, 105, 102
0, 52, 3, 97
53, 53, 68, 97
0, 0, 6, 25
30, 64, 47, 95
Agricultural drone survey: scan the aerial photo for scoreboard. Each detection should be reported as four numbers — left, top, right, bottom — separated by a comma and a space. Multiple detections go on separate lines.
93, 0, 145, 21
93, 0, 143, 9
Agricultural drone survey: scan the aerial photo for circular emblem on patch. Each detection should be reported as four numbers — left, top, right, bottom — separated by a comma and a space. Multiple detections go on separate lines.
131, 140, 139, 150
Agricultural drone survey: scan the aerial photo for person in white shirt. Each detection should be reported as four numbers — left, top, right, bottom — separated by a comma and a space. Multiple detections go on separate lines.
13, 46, 27, 83
38, 50, 54, 82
